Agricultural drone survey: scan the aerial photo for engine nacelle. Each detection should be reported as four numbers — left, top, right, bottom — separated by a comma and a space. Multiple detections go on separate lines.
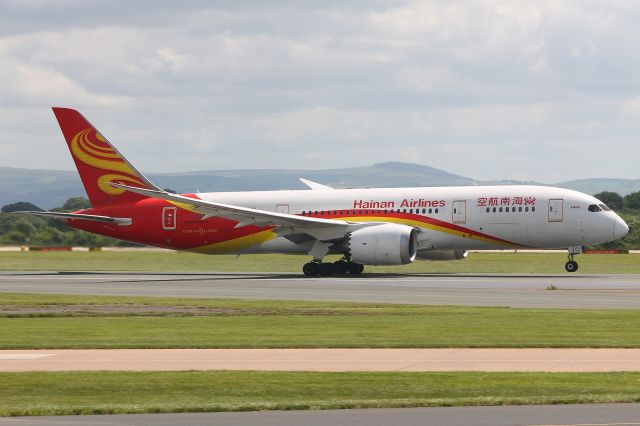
348, 223, 418, 265
416, 249, 468, 261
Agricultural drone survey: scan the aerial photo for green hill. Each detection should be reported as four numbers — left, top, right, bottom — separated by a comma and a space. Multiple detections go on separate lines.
1, 164, 638, 209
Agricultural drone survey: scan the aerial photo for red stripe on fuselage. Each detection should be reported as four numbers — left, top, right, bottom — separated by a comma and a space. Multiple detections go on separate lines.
67, 198, 273, 250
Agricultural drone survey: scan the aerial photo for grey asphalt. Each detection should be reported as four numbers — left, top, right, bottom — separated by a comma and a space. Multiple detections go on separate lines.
2, 404, 640, 426
2, 272, 640, 308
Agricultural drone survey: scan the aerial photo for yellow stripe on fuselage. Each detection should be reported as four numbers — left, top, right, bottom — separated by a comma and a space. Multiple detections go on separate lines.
188, 229, 277, 254
344, 216, 520, 247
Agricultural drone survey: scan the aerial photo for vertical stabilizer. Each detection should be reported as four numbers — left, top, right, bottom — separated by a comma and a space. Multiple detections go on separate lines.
52, 107, 159, 207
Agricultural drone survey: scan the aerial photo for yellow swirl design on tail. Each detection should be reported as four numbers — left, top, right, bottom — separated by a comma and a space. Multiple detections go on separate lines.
97, 174, 145, 195
71, 128, 145, 195
71, 129, 136, 175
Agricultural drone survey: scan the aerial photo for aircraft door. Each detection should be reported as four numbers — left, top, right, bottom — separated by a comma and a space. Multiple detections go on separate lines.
548, 199, 564, 222
162, 206, 177, 230
452, 200, 466, 224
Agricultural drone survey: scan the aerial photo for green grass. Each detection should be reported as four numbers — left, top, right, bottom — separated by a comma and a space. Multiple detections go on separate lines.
3, 294, 640, 348
1, 251, 640, 274
1, 371, 640, 416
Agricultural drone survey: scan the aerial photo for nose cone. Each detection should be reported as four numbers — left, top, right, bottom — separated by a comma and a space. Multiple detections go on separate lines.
613, 215, 629, 240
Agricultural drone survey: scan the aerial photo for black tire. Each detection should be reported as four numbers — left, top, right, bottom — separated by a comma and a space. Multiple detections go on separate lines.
303, 262, 319, 276
565, 260, 578, 273
333, 260, 348, 274
319, 262, 334, 276
347, 262, 364, 275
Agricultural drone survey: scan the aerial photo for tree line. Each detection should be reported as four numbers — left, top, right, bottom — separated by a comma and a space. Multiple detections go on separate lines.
0, 198, 127, 247
0, 191, 638, 249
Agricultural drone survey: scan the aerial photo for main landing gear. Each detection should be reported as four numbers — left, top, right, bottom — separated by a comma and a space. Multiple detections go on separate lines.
302, 259, 364, 276
564, 246, 581, 273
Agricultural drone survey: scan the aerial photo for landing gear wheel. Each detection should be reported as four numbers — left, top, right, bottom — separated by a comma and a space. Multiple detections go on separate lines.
333, 260, 348, 274
303, 262, 320, 276
565, 260, 578, 273
319, 262, 335, 276
347, 262, 364, 275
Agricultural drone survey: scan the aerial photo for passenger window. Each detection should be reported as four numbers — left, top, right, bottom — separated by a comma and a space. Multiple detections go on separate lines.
429, 208, 432, 214
410, 209, 413, 214
486, 207, 490, 213
422, 208, 426, 214
525, 207, 529, 212
435, 208, 439, 214
532, 207, 535, 212
492, 207, 496, 212
499, 207, 503, 212
518, 207, 522, 212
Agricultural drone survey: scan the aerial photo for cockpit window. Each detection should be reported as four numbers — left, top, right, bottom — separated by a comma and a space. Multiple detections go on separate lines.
599, 204, 611, 211
588, 204, 602, 212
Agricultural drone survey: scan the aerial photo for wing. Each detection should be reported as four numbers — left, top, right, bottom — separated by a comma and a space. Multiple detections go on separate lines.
111, 183, 361, 241
299, 178, 334, 190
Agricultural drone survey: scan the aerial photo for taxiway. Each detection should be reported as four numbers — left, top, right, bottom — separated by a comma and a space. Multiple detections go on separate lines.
2, 404, 640, 426
1, 272, 640, 309
2, 348, 640, 372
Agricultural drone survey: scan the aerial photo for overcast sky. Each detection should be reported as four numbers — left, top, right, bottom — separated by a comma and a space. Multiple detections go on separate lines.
1, 0, 639, 183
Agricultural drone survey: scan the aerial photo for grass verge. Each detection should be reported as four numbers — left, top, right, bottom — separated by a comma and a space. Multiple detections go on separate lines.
2, 251, 640, 274
2, 293, 640, 348
2, 371, 640, 416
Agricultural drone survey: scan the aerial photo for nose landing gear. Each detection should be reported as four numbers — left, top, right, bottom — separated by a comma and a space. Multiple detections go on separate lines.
564, 246, 582, 273
565, 259, 578, 272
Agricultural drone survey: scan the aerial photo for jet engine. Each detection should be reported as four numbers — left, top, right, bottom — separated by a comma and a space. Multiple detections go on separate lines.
347, 223, 418, 265
416, 249, 468, 261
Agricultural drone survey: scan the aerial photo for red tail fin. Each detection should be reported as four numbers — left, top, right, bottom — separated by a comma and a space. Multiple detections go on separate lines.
52, 107, 159, 207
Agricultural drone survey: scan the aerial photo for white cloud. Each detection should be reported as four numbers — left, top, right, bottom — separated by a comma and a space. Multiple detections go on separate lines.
0, 1, 639, 182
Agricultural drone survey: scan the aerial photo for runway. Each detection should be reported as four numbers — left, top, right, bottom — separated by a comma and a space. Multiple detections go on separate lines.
3, 348, 640, 372
2, 272, 640, 309
2, 404, 640, 426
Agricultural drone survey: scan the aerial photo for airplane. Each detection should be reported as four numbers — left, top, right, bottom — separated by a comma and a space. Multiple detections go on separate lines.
17, 107, 629, 276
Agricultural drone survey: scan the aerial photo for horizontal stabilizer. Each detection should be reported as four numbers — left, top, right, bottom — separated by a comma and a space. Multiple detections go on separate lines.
14, 211, 132, 226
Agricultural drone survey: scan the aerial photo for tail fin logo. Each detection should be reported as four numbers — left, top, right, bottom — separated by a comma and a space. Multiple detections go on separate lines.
70, 128, 145, 195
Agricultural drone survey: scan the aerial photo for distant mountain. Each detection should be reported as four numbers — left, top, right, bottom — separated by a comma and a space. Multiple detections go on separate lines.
1, 164, 638, 209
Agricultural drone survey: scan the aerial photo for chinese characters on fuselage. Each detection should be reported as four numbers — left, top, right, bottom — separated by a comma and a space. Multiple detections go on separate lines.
476, 196, 536, 207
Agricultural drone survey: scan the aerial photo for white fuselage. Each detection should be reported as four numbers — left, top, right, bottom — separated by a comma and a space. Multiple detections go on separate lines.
194, 185, 628, 254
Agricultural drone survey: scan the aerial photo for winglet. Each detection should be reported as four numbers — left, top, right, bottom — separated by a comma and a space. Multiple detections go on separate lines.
299, 178, 333, 190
